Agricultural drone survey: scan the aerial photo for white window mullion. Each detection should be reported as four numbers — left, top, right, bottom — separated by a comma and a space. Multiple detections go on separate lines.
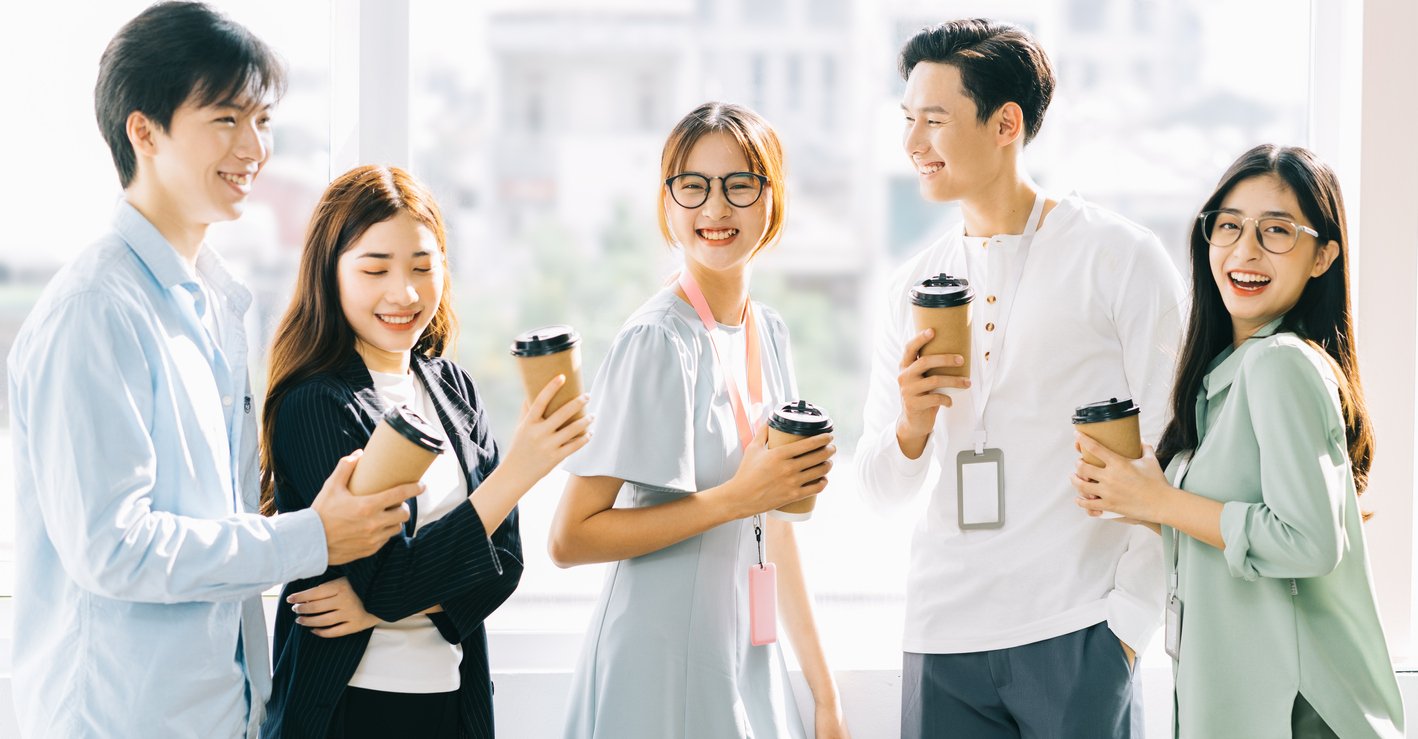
330, 0, 411, 177
1327, 0, 1418, 662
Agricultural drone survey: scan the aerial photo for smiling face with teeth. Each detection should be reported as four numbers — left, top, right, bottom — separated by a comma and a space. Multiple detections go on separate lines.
337, 211, 444, 374
663, 131, 771, 277
901, 62, 1012, 205
1208, 174, 1339, 345
137, 94, 272, 239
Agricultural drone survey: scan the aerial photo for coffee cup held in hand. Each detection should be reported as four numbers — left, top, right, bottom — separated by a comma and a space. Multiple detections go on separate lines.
910, 273, 973, 379
766, 400, 834, 522
511, 325, 585, 425
348, 407, 446, 496
1072, 397, 1143, 520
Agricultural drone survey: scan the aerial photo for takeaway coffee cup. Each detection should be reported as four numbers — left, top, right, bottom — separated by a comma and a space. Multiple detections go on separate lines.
348, 406, 445, 496
1072, 397, 1143, 520
511, 325, 585, 425
910, 273, 973, 378
767, 400, 834, 522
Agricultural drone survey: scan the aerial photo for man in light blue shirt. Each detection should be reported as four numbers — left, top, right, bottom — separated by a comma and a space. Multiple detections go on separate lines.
6, 4, 424, 737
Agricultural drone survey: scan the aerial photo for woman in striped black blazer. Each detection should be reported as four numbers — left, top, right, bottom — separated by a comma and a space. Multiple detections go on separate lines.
258, 165, 591, 739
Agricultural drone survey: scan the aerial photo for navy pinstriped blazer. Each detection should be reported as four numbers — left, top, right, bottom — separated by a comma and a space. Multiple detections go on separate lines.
261, 351, 524, 739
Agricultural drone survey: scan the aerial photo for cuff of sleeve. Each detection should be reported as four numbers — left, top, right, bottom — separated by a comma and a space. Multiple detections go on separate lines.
427, 611, 460, 644
1107, 589, 1162, 656
460, 499, 504, 577
271, 508, 329, 581
1220, 501, 1260, 582
883, 422, 934, 479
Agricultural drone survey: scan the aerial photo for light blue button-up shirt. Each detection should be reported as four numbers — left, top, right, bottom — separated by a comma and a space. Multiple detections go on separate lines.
7, 202, 328, 738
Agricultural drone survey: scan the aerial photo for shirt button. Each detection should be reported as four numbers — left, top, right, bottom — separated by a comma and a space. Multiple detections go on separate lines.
222, 396, 233, 407
985, 322, 996, 332
986, 295, 997, 304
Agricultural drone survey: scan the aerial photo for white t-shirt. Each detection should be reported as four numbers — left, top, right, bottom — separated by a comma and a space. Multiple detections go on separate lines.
714, 318, 769, 429
854, 193, 1186, 654
347, 369, 469, 693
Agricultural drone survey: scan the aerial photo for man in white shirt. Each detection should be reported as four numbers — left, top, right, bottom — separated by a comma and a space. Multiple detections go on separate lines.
855, 19, 1185, 738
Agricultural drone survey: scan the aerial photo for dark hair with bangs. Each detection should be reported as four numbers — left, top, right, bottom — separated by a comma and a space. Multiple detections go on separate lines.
899, 19, 1055, 145
95, 1, 287, 188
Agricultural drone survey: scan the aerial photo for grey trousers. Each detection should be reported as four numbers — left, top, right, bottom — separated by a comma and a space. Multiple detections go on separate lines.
902, 622, 1142, 739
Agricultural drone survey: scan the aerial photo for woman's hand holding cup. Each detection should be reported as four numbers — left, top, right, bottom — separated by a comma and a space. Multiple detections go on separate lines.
1071, 433, 1172, 524
501, 374, 593, 486
719, 424, 835, 521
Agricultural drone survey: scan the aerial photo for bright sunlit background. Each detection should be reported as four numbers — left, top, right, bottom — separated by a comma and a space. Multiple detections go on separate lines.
7, 1, 1416, 736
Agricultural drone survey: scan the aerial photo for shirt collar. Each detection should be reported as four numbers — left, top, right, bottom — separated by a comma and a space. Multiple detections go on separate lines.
195, 244, 252, 317
113, 200, 252, 317
113, 200, 195, 291
1202, 317, 1285, 399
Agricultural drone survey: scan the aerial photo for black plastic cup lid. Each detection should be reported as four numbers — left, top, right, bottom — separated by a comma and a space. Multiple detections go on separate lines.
1072, 397, 1141, 424
510, 325, 580, 357
910, 273, 974, 308
769, 400, 834, 436
383, 406, 446, 453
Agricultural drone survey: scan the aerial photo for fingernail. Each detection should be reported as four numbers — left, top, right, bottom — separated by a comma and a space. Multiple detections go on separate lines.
956, 356, 964, 365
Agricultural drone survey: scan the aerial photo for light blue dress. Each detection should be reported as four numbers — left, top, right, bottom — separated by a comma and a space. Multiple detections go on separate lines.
560, 287, 808, 739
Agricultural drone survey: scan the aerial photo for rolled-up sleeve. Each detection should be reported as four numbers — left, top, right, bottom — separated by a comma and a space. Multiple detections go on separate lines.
1220, 343, 1349, 581
19, 292, 325, 604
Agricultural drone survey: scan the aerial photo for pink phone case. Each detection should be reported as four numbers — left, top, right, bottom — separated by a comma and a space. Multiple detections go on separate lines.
749, 563, 778, 646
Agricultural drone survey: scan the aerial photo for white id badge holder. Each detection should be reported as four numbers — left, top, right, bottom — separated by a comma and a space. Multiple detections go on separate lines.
956, 448, 1005, 530
1165, 590, 1183, 660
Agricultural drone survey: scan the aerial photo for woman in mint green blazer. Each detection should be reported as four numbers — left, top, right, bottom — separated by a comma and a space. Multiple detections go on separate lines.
1071, 145, 1403, 738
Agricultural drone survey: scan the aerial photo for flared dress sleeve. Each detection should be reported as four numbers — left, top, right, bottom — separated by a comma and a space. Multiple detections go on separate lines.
562, 321, 699, 494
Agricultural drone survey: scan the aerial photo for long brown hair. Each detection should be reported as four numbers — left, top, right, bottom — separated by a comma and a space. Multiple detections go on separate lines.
259, 165, 457, 515
1157, 145, 1374, 500
658, 102, 788, 256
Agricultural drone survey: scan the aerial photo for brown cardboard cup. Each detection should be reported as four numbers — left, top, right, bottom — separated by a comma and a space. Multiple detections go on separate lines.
910, 274, 973, 379
766, 400, 834, 522
511, 325, 585, 426
1072, 398, 1143, 520
348, 407, 445, 496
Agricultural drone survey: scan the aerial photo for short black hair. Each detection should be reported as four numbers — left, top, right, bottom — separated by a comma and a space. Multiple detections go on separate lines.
899, 19, 1055, 145
95, 1, 287, 188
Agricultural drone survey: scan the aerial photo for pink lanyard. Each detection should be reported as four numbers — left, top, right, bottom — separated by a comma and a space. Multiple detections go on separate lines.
677, 270, 763, 450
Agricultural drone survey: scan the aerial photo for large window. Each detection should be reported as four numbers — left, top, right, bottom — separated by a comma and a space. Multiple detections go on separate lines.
11, 0, 1395, 686
404, 0, 1314, 672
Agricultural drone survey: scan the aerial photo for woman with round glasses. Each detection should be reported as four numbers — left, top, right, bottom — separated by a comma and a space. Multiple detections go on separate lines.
549, 102, 851, 739
1070, 145, 1403, 737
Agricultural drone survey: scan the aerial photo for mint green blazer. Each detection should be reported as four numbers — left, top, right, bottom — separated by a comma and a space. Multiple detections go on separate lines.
1164, 321, 1403, 738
